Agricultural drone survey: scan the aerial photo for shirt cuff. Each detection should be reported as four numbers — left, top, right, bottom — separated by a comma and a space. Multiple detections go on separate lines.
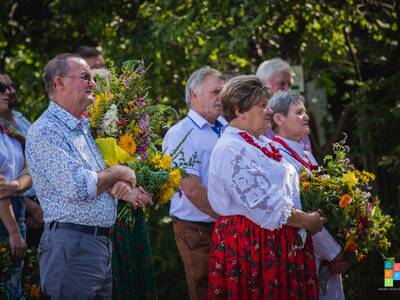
184, 168, 200, 177
312, 227, 342, 261
83, 170, 98, 199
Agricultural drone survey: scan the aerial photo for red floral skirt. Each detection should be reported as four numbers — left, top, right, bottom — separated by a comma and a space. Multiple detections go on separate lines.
208, 215, 318, 300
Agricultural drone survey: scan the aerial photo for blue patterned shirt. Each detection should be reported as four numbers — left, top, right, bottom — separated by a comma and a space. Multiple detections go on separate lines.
26, 101, 116, 227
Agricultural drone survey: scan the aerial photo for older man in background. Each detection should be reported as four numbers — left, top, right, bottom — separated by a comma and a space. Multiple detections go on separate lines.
163, 67, 226, 300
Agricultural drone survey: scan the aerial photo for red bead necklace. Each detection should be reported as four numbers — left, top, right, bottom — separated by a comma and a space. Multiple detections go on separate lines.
239, 131, 282, 161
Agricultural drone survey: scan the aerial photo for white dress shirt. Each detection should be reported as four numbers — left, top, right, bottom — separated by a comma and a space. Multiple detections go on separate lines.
162, 109, 227, 223
207, 126, 296, 230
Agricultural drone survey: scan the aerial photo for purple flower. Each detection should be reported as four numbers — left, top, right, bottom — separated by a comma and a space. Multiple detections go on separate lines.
137, 97, 146, 107
140, 114, 149, 131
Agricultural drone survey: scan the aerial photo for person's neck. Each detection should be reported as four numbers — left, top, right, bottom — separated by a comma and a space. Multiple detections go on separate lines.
52, 98, 82, 119
230, 119, 259, 137
192, 109, 217, 125
277, 131, 302, 142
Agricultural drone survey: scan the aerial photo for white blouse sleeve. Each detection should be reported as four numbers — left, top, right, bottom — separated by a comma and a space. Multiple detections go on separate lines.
312, 227, 341, 261
208, 140, 293, 230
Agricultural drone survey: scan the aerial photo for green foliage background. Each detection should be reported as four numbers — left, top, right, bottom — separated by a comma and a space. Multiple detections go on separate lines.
1, 1, 399, 299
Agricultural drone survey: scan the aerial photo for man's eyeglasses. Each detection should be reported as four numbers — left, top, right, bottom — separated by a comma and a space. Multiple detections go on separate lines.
64, 73, 96, 84
0, 81, 10, 93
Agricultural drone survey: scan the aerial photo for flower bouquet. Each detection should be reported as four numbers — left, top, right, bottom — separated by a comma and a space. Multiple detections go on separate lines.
0, 242, 40, 299
300, 137, 393, 263
89, 60, 193, 227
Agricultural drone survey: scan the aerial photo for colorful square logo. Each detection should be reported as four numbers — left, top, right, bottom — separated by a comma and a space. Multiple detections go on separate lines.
385, 270, 393, 278
385, 278, 394, 287
394, 263, 400, 272
385, 260, 394, 270
394, 272, 400, 281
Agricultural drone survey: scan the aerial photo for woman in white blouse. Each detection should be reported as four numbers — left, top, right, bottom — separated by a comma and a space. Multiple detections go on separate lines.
0, 79, 32, 295
269, 91, 349, 300
207, 75, 326, 300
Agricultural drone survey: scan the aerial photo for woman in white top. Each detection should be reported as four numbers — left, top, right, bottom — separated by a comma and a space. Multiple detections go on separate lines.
269, 91, 349, 300
207, 75, 326, 300
0, 79, 32, 296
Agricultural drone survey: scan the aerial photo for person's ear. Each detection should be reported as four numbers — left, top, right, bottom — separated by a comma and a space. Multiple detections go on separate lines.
54, 76, 64, 89
234, 107, 246, 120
273, 113, 284, 126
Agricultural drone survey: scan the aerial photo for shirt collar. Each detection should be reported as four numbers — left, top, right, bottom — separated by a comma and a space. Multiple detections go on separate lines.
48, 101, 87, 130
276, 135, 305, 155
188, 109, 228, 128
12, 110, 23, 118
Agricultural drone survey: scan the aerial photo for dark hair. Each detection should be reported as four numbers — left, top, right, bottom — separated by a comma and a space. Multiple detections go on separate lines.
0, 81, 10, 93
75, 46, 102, 59
43, 53, 82, 96
221, 75, 272, 122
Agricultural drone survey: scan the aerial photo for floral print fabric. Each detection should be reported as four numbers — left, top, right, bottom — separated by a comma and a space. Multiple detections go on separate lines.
208, 215, 318, 300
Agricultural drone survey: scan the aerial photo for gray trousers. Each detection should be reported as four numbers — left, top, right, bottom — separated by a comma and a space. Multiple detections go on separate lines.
39, 225, 113, 300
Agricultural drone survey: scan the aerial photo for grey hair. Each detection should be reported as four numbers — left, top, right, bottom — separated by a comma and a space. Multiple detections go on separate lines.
185, 67, 224, 107
43, 53, 82, 96
256, 58, 291, 81
269, 90, 305, 129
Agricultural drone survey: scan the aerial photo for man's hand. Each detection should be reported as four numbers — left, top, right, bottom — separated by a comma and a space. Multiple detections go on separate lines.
0, 176, 20, 199
9, 231, 27, 258
113, 165, 136, 188
109, 181, 132, 200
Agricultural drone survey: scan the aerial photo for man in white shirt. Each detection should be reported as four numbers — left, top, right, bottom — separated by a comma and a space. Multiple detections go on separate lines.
162, 67, 226, 300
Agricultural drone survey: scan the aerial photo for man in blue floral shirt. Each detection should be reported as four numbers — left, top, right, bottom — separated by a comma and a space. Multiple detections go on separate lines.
26, 53, 138, 299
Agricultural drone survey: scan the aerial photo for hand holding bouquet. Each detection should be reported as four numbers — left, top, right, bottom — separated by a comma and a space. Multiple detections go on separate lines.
300, 137, 393, 262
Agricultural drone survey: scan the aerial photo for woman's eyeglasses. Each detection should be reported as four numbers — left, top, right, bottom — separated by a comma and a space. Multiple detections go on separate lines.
0, 81, 10, 93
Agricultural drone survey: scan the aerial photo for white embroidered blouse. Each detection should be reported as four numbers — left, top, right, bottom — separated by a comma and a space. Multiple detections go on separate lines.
208, 126, 297, 230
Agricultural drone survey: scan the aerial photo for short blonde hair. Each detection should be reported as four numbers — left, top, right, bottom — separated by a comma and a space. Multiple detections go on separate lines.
221, 75, 272, 122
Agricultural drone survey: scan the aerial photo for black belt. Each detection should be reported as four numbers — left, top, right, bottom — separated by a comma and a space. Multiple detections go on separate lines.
46, 221, 112, 237
172, 216, 215, 228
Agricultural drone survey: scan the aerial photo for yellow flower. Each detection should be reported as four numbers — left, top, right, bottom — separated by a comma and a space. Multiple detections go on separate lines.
168, 169, 182, 187
339, 194, 352, 208
118, 134, 137, 155
150, 153, 172, 170
302, 182, 310, 190
0, 246, 7, 253
342, 171, 358, 188
89, 92, 111, 128
158, 155, 172, 170
159, 184, 175, 204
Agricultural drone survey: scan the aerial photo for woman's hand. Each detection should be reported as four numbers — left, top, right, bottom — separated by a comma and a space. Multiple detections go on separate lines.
304, 211, 327, 235
0, 176, 20, 198
9, 231, 27, 258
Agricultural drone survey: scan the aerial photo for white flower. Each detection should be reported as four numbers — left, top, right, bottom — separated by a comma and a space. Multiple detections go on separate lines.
98, 104, 120, 137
